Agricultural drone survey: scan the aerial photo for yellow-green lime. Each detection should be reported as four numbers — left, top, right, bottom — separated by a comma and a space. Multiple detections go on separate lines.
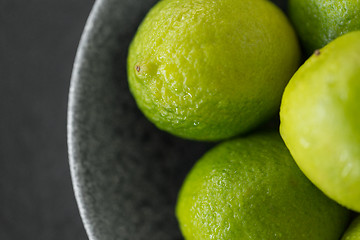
176, 132, 350, 239
342, 215, 360, 240
280, 31, 360, 212
127, 0, 300, 141
289, 0, 360, 55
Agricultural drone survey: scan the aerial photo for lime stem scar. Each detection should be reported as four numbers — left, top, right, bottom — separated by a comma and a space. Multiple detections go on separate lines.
136, 65, 140, 72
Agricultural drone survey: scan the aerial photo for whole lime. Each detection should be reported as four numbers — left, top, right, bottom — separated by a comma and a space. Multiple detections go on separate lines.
280, 31, 360, 212
127, 0, 300, 141
289, 0, 360, 54
342, 215, 360, 240
176, 132, 350, 239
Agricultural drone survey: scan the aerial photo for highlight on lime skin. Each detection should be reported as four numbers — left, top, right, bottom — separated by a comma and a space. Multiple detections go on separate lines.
127, 0, 301, 141
176, 132, 350, 240
280, 31, 360, 212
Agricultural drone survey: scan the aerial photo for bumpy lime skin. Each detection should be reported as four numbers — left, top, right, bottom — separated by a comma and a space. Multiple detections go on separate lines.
280, 31, 360, 212
127, 0, 300, 141
342, 215, 360, 240
289, 0, 360, 55
176, 132, 350, 240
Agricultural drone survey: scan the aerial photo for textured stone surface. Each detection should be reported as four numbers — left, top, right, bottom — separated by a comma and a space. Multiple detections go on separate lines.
68, 0, 288, 239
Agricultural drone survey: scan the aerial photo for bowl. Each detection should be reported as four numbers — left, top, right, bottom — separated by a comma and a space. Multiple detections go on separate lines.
67, 0, 287, 239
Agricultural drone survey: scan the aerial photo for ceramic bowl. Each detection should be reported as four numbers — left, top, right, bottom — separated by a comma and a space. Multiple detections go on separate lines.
68, 0, 287, 239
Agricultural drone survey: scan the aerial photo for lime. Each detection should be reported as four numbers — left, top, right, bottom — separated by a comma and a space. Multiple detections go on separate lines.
280, 31, 360, 212
127, 0, 300, 141
342, 215, 360, 240
176, 132, 350, 239
289, 0, 360, 54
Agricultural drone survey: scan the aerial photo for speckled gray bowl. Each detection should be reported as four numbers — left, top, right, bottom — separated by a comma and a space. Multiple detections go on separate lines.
68, 0, 287, 239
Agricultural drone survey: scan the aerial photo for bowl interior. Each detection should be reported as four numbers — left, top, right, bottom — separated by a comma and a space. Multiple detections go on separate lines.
68, 0, 288, 239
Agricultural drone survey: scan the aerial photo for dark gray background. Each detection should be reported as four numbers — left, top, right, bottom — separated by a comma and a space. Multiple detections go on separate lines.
0, 1, 93, 239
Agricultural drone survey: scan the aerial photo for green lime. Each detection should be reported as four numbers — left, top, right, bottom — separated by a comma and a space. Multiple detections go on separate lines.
280, 31, 360, 212
127, 0, 300, 141
342, 215, 360, 240
176, 132, 350, 239
289, 0, 360, 55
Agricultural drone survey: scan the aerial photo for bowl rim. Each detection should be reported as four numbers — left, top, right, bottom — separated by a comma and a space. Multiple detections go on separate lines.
67, 0, 102, 239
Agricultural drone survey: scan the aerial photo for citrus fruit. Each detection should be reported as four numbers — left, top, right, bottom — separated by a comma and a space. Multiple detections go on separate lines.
176, 132, 350, 239
289, 0, 360, 54
280, 31, 360, 212
342, 215, 360, 240
127, 0, 300, 141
